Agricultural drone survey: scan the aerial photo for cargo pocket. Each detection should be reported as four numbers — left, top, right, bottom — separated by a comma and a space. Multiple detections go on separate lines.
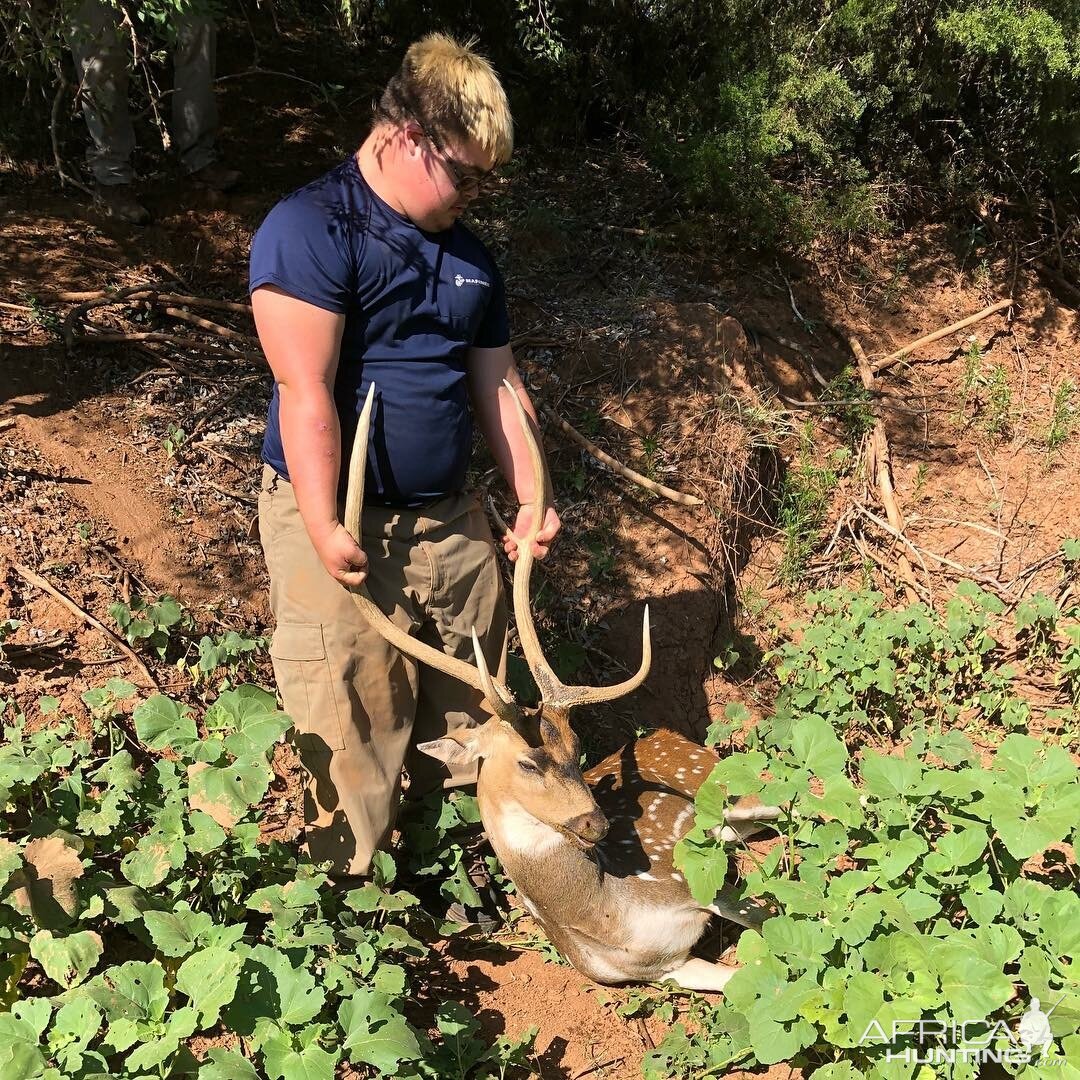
270, 623, 347, 753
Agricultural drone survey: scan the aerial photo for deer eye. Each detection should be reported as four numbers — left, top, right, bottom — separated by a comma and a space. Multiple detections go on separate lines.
517, 758, 542, 775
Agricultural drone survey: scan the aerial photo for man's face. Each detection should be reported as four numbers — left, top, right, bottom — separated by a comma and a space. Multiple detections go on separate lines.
400, 124, 497, 232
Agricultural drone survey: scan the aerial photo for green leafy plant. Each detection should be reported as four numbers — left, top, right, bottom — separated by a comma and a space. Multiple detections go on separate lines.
109, 594, 188, 659
821, 367, 875, 443
777, 425, 843, 584
162, 423, 187, 459
660, 587, 1080, 1078
1048, 378, 1076, 454
0, 680, 538, 1076
180, 629, 269, 691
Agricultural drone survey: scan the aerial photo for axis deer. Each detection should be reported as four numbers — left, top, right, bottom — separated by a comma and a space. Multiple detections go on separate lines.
342, 381, 781, 991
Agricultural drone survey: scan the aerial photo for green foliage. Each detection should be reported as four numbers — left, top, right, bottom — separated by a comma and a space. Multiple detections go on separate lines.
777, 426, 845, 584
663, 585, 1080, 1077
820, 367, 875, 444
109, 593, 188, 659
0, 682, 536, 1077
761, 582, 1080, 744
1047, 378, 1076, 453
180, 628, 269, 692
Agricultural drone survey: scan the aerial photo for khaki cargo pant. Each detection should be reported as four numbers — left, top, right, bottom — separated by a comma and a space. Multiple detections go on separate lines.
258, 465, 508, 878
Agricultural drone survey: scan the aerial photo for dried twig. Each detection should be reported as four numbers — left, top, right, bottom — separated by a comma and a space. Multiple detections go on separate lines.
162, 307, 257, 343
856, 507, 1012, 598
872, 299, 1014, 373
75, 330, 263, 364
12, 562, 156, 687
538, 402, 703, 506
851, 337, 921, 604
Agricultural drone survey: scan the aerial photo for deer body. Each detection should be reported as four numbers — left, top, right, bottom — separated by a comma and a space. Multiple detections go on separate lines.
342, 382, 780, 992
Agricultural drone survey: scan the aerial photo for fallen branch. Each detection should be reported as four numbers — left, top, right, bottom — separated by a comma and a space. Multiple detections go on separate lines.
538, 402, 703, 506
74, 330, 263, 364
12, 563, 156, 688
851, 336, 921, 604
855, 507, 1013, 599
872, 299, 1014, 373
162, 307, 257, 343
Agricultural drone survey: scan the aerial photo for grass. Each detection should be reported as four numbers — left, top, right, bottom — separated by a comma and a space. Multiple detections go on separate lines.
776, 423, 842, 584
1048, 378, 1076, 454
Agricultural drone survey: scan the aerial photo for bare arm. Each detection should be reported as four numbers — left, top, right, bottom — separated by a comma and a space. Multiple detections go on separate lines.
468, 344, 561, 560
252, 285, 367, 586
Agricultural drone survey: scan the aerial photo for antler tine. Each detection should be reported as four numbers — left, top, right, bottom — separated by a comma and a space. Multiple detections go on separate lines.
344, 383, 518, 725
502, 381, 652, 710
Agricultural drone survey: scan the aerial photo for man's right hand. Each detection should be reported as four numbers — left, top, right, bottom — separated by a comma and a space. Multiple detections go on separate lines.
310, 522, 369, 587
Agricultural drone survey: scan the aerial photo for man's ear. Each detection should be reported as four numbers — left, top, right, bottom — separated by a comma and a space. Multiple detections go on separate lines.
416, 729, 485, 767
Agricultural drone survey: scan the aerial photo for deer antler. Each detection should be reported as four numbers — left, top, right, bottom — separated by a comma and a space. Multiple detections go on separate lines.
343, 384, 519, 725
501, 380, 652, 710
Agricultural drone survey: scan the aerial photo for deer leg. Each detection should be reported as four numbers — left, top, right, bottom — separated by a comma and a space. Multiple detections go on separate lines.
660, 958, 738, 993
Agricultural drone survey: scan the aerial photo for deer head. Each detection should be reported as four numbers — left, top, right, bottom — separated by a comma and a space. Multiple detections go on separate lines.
342, 380, 650, 853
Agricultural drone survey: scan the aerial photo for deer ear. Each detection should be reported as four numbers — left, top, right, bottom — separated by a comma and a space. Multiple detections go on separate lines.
416, 731, 484, 766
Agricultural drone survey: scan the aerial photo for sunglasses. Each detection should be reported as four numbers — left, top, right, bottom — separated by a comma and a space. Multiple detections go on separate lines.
420, 127, 499, 199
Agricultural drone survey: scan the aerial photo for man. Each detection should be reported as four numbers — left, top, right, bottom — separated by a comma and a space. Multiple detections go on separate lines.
67, 0, 239, 223
250, 34, 560, 908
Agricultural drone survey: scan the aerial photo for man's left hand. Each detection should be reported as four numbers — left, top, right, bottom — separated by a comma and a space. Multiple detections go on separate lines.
504, 505, 561, 561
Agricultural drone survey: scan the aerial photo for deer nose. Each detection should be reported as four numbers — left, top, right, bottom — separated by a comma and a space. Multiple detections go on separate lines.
565, 809, 609, 843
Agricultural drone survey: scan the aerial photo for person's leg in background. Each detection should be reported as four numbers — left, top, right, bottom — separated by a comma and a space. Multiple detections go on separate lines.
171, 12, 239, 191
66, 0, 148, 223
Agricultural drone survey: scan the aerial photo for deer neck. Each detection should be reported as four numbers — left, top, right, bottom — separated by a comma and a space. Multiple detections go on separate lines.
476, 788, 603, 910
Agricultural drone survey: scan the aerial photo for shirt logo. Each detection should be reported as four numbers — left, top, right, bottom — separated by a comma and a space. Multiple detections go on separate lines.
454, 273, 489, 288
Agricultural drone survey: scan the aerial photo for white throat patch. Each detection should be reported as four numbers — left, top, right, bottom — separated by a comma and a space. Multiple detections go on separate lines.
490, 800, 564, 857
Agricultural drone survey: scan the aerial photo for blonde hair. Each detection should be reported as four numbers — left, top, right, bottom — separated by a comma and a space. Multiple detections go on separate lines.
377, 34, 513, 165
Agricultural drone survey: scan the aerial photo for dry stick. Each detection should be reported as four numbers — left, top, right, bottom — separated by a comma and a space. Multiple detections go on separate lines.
74, 331, 264, 364
856, 507, 1013, 598
63, 284, 158, 352
162, 306, 257, 343
12, 563, 156, 688
975, 203, 1080, 305
871, 299, 1014, 373
538, 403, 703, 507
851, 337, 922, 605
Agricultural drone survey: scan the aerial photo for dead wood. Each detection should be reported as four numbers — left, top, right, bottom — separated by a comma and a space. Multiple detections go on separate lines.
162, 307, 257, 343
851, 336, 921, 604
538, 402, 704, 507
74, 330, 264, 364
872, 299, 1015, 373
12, 562, 156, 688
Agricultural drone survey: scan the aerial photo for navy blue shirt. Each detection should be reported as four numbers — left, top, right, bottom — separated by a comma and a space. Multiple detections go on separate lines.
250, 155, 510, 507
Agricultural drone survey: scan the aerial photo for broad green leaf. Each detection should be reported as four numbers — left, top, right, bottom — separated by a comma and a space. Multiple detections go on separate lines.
198, 1048, 261, 1080
0, 1013, 46, 1079
176, 947, 241, 1027
929, 940, 1014, 1023
120, 836, 174, 889
143, 902, 215, 958
262, 1031, 337, 1080
339, 989, 423, 1073
29, 929, 103, 988
48, 997, 102, 1053
790, 715, 847, 777
209, 686, 291, 759
133, 695, 197, 751
860, 751, 922, 800
187, 760, 270, 828
674, 831, 729, 906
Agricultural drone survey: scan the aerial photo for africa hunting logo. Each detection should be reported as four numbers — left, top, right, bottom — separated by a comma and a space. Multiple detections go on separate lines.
858, 990, 1067, 1066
